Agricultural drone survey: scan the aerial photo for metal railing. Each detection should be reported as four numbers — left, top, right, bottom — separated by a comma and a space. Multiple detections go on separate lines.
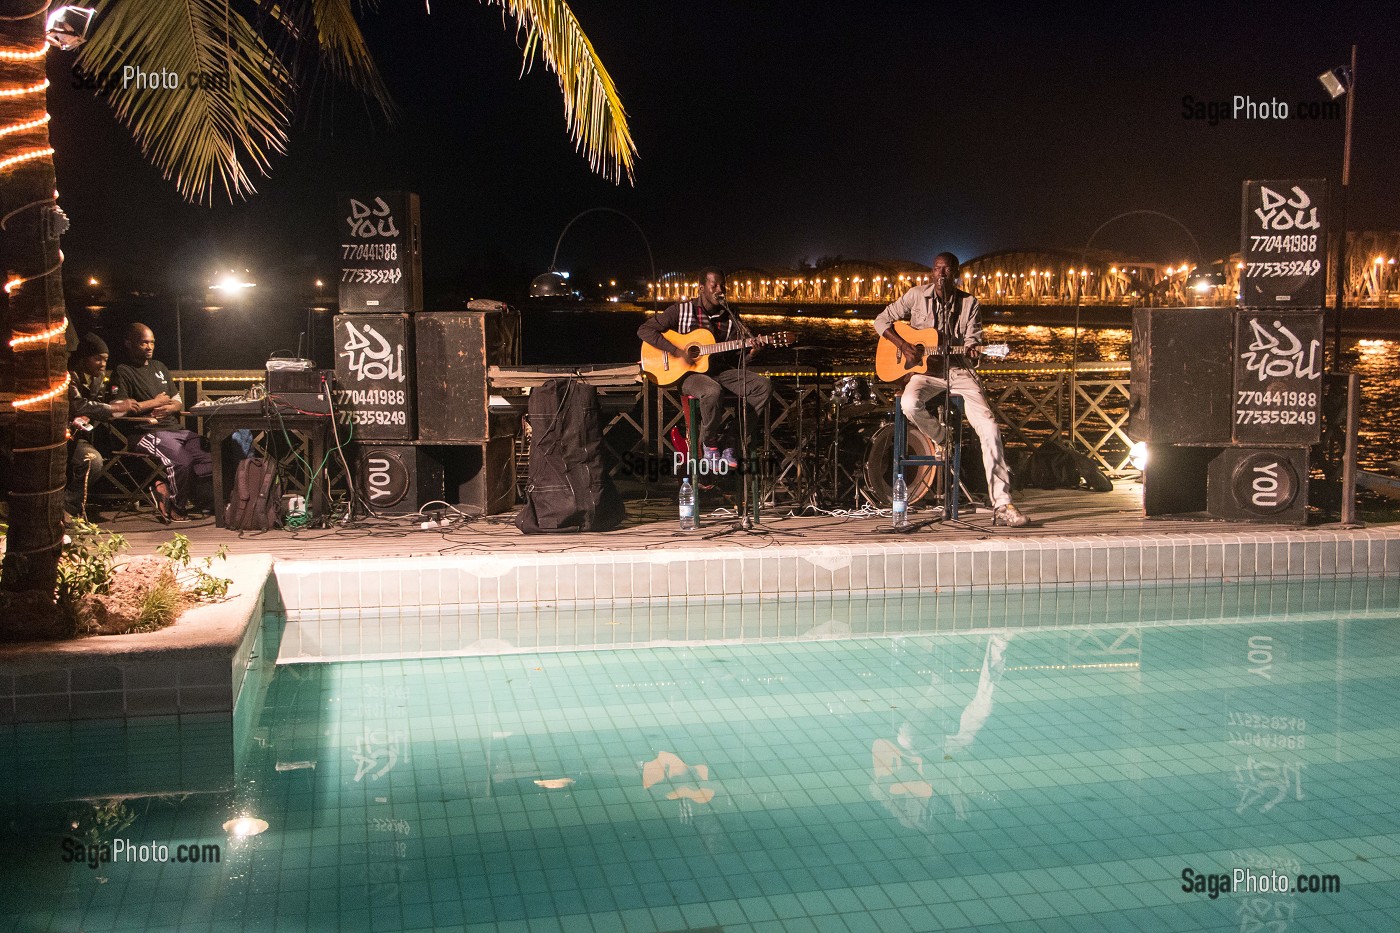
168, 363, 1137, 510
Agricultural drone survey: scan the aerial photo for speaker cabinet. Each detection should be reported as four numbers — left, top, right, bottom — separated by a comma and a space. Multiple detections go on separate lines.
356, 445, 443, 514
446, 438, 518, 516
1130, 307, 1234, 445
1231, 310, 1324, 447
338, 191, 423, 313
1207, 447, 1308, 523
332, 313, 414, 441
1144, 444, 1308, 524
416, 309, 523, 443
1142, 445, 1213, 517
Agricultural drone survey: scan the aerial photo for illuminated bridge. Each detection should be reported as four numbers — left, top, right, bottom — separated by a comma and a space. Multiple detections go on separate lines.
645, 232, 1400, 308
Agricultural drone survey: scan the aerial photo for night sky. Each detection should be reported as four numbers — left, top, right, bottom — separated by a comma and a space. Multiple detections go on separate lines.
45, 0, 1400, 305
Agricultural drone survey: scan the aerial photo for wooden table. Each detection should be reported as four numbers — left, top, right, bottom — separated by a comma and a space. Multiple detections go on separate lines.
204, 411, 332, 528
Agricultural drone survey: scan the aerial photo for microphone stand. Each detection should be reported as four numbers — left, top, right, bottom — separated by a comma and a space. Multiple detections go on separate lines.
933, 301, 980, 532
880, 293, 978, 535
702, 300, 803, 539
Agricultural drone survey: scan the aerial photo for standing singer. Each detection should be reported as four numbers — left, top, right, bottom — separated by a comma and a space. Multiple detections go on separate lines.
874, 252, 1029, 527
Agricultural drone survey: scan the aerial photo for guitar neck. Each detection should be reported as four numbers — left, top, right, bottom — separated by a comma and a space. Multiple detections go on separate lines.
924, 345, 974, 360
700, 336, 764, 356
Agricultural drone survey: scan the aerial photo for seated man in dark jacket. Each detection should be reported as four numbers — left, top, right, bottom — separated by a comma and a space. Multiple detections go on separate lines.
65, 333, 136, 518
113, 322, 213, 520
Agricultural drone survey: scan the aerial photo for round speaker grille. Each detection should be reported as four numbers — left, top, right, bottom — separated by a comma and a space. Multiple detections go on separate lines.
360, 447, 410, 508
1230, 452, 1298, 515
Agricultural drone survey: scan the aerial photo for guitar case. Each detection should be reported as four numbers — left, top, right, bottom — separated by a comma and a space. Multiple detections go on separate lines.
515, 378, 626, 534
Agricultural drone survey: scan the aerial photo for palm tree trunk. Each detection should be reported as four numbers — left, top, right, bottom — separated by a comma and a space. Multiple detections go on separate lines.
1, 4, 68, 635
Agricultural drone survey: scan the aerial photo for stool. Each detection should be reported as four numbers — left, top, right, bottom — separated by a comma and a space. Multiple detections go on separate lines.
672, 394, 762, 524
892, 393, 963, 519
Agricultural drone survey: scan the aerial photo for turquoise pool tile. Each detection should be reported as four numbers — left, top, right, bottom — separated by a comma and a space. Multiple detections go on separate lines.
5, 589, 1400, 931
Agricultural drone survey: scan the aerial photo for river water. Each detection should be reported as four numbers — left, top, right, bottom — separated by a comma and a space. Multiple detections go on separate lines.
76, 299, 1397, 469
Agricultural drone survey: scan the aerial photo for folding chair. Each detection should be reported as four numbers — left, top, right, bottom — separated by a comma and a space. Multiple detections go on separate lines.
668, 394, 763, 525
87, 421, 166, 520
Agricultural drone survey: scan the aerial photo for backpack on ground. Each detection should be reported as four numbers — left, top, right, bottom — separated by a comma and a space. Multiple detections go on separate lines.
225, 457, 284, 530
516, 378, 625, 534
1021, 439, 1114, 492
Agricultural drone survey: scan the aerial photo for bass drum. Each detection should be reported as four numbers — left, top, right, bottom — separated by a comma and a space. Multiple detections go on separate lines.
862, 422, 940, 506
830, 416, 940, 507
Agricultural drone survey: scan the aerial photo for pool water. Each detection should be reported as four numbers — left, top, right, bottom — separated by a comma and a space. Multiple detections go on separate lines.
3, 593, 1400, 931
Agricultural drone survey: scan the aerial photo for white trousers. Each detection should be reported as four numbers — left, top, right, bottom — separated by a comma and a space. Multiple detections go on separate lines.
900, 369, 1013, 509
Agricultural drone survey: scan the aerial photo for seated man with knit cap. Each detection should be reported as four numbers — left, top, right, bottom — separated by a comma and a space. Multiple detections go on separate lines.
65, 333, 136, 519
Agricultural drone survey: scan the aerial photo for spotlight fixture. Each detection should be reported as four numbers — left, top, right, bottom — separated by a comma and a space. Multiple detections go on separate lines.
45, 6, 96, 51
1318, 64, 1351, 100
222, 816, 269, 837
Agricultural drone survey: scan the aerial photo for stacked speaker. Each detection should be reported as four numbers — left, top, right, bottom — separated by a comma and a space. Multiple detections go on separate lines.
333, 191, 521, 516
1129, 179, 1328, 524
1130, 307, 1323, 524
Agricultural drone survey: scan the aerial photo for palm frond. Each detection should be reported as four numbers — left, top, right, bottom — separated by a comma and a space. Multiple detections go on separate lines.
308, 0, 396, 118
260, 0, 396, 121
485, 0, 637, 184
75, 0, 293, 204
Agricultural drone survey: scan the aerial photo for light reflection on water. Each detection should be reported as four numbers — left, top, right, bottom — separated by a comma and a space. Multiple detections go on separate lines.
738, 311, 1132, 367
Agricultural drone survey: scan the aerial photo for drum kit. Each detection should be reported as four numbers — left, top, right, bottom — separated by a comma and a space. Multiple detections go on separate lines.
781, 356, 942, 511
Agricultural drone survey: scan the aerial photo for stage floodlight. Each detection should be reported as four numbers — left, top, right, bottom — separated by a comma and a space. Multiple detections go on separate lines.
45, 6, 96, 51
1318, 65, 1351, 100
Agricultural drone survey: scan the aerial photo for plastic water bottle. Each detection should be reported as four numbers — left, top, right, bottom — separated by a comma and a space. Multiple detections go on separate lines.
678, 477, 697, 530
891, 474, 909, 527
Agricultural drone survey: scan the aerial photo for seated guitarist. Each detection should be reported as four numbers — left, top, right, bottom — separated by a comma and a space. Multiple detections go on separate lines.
874, 252, 1029, 527
638, 267, 772, 468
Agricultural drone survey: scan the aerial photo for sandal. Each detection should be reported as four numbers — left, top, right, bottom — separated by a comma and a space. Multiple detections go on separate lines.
148, 481, 187, 523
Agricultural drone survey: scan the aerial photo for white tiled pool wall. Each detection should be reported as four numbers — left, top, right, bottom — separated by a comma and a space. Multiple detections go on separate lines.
270, 530, 1400, 661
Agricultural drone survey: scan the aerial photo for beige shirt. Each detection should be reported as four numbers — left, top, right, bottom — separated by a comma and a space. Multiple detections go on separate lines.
873, 284, 983, 348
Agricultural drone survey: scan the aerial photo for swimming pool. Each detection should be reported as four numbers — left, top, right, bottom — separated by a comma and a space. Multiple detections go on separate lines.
2, 580, 1398, 932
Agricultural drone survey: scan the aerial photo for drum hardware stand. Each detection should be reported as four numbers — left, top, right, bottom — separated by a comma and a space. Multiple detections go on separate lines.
824, 377, 880, 512
790, 345, 823, 515
701, 307, 805, 540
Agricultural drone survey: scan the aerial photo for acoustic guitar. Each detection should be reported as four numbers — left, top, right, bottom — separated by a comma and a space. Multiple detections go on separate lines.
641, 328, 795, 385
874, 321, 1010, 382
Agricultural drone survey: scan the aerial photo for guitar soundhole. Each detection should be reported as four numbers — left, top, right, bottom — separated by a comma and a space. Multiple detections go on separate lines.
911, 345, 926, 368
685, 346, 701, 362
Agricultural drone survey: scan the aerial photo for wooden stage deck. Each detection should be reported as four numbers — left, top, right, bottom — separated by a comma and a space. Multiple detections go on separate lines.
99, 482, 1358, 562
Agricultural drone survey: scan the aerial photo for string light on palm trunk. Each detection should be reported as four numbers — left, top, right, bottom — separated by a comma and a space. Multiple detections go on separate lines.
0, 44, 47, 62
0, 146, 54, 172
0, 114, 50, 139
8, 319, 68, 349
2, 20, 67, 412
11, 373, 70, 410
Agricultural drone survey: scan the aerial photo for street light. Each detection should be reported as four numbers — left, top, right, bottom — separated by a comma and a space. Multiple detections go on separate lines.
1319, 46, 1357, 369
530, 207, 656, 305
177, 270, 256, 370
1072, 210, 1205, 456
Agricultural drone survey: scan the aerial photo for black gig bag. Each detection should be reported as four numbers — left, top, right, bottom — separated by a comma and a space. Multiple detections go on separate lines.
515, 378, 625, 533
